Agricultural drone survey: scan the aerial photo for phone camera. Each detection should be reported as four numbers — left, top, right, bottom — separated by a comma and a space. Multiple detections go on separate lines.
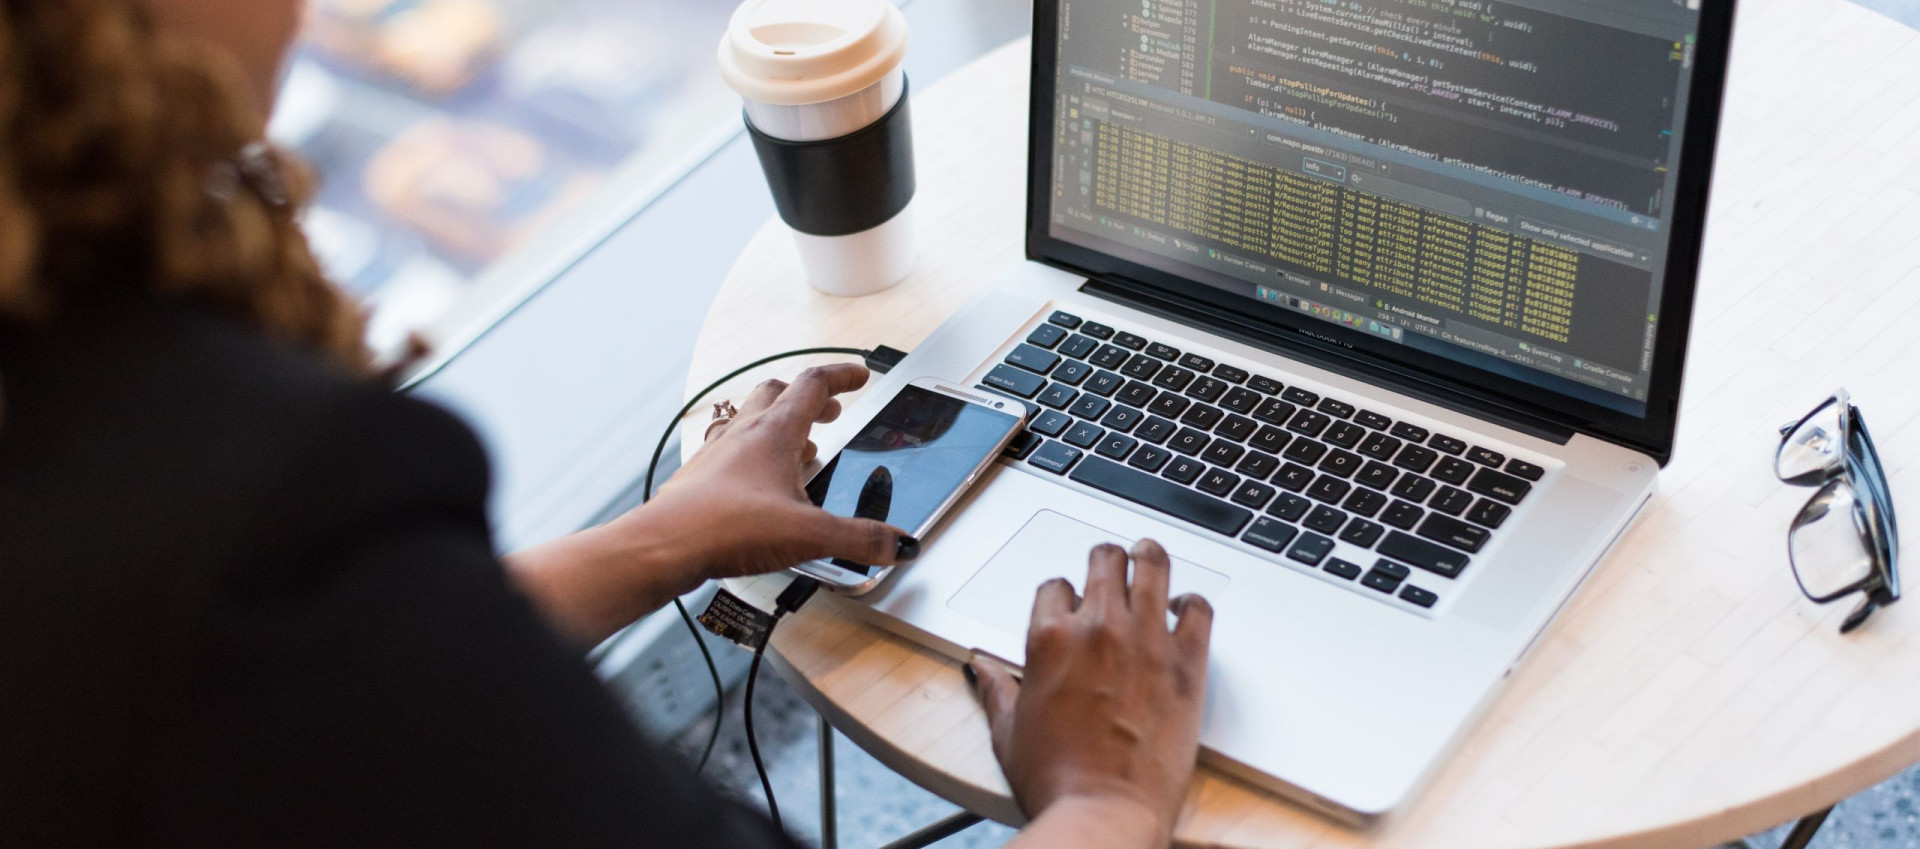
994, 401, 1005, 408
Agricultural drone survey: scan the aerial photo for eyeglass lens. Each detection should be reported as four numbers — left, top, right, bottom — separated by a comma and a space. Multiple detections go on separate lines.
1777, 398, 1847, 483
1789, 477, 1879, 601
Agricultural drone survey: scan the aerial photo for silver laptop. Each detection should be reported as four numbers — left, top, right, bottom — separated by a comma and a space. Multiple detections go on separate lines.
816, 0, 1734, 824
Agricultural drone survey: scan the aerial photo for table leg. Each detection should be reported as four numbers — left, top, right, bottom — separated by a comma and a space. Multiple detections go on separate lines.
818, 714, 838, 849
875, 811, 985, 849
1778, 806, 1833, 849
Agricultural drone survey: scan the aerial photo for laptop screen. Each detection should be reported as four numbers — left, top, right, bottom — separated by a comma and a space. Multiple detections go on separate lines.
1040, 0, 1716, 421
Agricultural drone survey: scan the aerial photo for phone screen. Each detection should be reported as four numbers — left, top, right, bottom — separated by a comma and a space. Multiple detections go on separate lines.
806, 385, 1025, 574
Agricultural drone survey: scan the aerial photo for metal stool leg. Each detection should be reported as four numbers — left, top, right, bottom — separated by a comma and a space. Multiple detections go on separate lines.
818, 715, 838, 849
875, 811, 985, 849
1779, 806, 1833, 849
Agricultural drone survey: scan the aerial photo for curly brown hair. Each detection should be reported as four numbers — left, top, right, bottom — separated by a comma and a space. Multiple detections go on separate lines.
0, 0, 368, 371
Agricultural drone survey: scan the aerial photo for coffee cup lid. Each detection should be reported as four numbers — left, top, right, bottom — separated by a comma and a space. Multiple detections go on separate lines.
718, 0, 908, 106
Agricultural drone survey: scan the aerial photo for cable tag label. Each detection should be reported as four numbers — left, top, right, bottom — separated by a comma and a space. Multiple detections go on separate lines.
698, 589, 773, 649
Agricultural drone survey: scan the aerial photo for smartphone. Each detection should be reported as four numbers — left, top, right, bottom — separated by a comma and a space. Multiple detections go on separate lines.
795, 379, 1029, 594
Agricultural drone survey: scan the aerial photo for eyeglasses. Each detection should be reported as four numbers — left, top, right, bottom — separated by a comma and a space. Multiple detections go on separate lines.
1774, 389, 1900, 634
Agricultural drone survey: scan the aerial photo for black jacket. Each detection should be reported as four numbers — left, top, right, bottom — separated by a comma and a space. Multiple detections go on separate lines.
0, 295, 792, 848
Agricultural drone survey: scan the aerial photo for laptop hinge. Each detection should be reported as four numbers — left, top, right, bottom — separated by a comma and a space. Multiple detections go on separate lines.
1079, 276, 1577, 445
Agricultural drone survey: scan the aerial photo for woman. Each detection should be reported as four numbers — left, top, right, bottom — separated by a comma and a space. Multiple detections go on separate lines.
0, 1, 1216, 847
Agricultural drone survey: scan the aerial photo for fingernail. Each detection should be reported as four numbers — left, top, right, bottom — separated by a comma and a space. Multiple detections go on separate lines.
896, 535, 921, 561
962, 662, 978, 689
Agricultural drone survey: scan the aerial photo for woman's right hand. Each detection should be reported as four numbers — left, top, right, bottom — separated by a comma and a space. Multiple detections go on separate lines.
969, 539, 1214, 847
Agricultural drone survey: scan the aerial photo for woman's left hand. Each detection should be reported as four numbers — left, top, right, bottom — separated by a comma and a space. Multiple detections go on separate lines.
618, 362, 918, 586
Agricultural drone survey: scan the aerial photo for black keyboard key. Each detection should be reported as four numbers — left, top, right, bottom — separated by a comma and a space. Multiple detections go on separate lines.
1250, 425, 1291, 455
1417, 513, 1490, 553
1317, 398, 1356, 419
1371, 559, 1410, 580
1390, 421, 1430, 443
1048, 310, 1082, 328
1151, 366, 1197, 393
1379, 531, 1470, 578
1146, 342, 1181, 361
1004, 431, 1041, 460
1147, 393, 1191, 419
1358, 431, 1403, 461
1381, 499, 1424, 530
1028, 441, 1082, 474
1052, 360, 1092, 386
1058, 334, 1099, 359
1062, 421, 1106, 449
1006, 343, 1060, 374
1091, 344, 1132, 370
1430, 486, 1473, 516
1268, 492, 1312, 521
1236, 451, 1280, 481
1121, 353, 1163, 381
1135, 416, 1177, 444
1505, 458, 1545, 481
1393, 444, 1439, 473
1168, 428, 1210, 456
1220, 386, 1262, 414
1281, 439, 1328, 465
1179, 404, 1225, 430
1213, 364, 1250, 383
1038, 383, 1079, 410
1242, 517, 1299, 552
1356, 460, 1399, 491
1273, 463, 1315, 492
1361, 568, 1404, 595
1231, 480, 1277, 509
1070, 457, 1252, 536
1390, 474, 1437, 502
1246, 375, 1283, 395
1287, 409, 1332, 438
1214, 414, 1258, 442
1400, 585, 1438, 608
1340, 518, 1385, 547
1469, 466, 1534, 504
1112, 331, 1149, 350
1465, 498, 1512, 529
1306, 475, 1351, 504
1287, 533, 1335, 566
1101, 405, 1144, 432
1178, 353, 1215, 372
1343, 488, 1388, 517
1095, 432, 1139, 461
1304, 504, 1347, 534
1027, 324, 1068, 349
1466, 446, 1506, 467
1186, 376, 1228, 403
1068, 394, 1111, 420
1355, 409, 1393, 430
1084, 370, 1124, 396
1197, 467, 1241, 497
1116, 380, 1157, 408
1318, 449, 1363, 479
1081, 321, 1115, 340
1128, 444, 1172, 472
1282, 386, 1319, 407
1324, 421, 1366, 449
1252, 398, 1297, 426
1031, 409, 1073, 437
1162, 456, 1205, 485
1432, 456, 1475, 485
1323, 558, 1362, 580
1200, 440, 1244, 468
1428, 433, 1467, 455
984, 364, 1045, 398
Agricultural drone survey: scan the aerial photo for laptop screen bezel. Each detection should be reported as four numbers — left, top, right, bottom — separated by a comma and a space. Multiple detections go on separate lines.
1022, 0, 1738, 465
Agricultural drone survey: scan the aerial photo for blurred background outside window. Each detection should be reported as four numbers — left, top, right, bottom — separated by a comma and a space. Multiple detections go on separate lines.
270, 0, 743, 358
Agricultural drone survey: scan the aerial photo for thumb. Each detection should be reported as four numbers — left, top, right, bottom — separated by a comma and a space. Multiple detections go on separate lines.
807, 511, 918, 568
967, 652, 1022, 769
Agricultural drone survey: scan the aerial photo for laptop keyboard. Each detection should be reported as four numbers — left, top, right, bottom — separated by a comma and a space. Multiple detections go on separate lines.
980, 310, 1546, 612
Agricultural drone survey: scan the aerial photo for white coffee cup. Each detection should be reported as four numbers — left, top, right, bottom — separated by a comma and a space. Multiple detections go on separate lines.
719, 0, 917, 297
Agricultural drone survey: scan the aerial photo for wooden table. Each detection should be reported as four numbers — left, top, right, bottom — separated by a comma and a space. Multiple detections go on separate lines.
687, 0, 1920, 844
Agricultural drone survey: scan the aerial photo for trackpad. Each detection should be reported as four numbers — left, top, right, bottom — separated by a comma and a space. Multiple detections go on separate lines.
948, 510, 1231, 638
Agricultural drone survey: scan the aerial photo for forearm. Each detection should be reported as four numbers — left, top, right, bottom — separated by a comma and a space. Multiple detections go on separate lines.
1005, 796, 1172, 849
503, 513, 702, 646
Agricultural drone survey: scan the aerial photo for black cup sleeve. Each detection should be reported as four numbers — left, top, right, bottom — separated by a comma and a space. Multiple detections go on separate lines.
746, 80, 916, 237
